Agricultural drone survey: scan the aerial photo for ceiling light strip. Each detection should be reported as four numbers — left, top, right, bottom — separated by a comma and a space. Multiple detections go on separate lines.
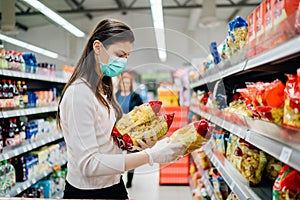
21, 0, 85, 38
0, 34, 59, 59
150, 0, 167, 62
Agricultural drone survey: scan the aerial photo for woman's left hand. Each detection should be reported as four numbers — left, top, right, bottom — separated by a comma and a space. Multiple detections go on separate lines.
135, 131, 158, 151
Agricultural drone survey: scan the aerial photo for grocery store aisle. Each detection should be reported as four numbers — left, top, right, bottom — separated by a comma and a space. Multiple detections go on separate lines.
124, 164, 193, 200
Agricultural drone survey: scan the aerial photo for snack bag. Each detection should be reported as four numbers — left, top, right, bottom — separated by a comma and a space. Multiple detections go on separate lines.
265, 156, 283, 181
231, 139, 267, 186
283, 73, 300, 128
226, 134, 239, 162
273, 165, 300, 200
226, 192, 239, 200
169, 119, 211, 158
112, 101, 175, 151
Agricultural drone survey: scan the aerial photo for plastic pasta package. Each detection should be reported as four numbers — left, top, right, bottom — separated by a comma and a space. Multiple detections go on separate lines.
273, 165, 300, 200
231, 139, 267, 186
283, 73, 300, 128
111, 101, 174, 151
265, 156, 283, 181
169, 119, 211, 159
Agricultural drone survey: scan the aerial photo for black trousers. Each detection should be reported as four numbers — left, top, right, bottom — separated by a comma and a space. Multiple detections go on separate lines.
63, 177, 128, 199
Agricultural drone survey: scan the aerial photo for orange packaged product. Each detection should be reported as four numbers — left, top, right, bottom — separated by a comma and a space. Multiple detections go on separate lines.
112, 101, 174, 151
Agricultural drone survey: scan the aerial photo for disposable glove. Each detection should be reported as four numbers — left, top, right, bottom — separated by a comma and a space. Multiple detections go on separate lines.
143, 137, 185, 165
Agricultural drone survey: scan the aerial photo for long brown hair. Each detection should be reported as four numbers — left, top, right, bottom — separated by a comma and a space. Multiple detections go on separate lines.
57, 19, 135, 130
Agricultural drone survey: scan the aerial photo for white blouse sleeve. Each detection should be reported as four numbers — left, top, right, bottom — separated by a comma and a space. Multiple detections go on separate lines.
64, 84, 125, 177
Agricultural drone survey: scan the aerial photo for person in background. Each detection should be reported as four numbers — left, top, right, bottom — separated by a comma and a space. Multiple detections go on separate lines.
116, 72, 143, 188
57, 19, 184, 199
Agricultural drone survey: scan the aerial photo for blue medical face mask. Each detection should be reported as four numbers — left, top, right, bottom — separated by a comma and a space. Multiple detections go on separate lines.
100, 53, 127, 77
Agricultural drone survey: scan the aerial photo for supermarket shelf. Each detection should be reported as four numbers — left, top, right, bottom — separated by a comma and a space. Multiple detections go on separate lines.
245, 36, 300, 70
0, 133, 63, 162
1, 106, 58, 118
190, 104, 300, 172
191, 152, 217, 200
6, 159, 67, 197
203, 141, 264, 200
190, 36, 300, 89
0, 69, 67, 83
190, 60, 246, 88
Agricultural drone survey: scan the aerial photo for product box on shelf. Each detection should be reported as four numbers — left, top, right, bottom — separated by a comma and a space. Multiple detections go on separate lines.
247, 11, 256, 58
271, 0, 300, 48
30, 147, 50, 174
254, 2, 266, 55
157, 88, 179, 107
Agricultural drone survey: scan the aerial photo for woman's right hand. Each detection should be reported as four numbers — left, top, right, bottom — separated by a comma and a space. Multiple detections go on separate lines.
143, 137, 185, 164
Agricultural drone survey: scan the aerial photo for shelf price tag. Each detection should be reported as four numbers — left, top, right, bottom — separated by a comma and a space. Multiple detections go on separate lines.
279, 147, 292, 163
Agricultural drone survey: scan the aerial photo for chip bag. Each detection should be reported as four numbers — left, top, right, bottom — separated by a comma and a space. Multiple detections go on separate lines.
169, 119, 211, 158
273, 165, 300, 200
112, 101, 175, 151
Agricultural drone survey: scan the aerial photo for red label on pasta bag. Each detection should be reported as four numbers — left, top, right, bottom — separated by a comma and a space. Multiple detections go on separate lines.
164, 113, 175, 128
194, 119, 209, 137
148, 101, 162, 114
123, 134, 133, 151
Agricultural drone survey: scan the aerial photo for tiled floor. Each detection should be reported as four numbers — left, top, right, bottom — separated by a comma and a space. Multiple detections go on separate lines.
123, 164, 193, 200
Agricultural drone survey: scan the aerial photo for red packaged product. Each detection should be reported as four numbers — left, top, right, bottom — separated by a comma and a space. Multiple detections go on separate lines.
283, 74, 300, 128
112, 101, 175, 151
273, 165, 300, 200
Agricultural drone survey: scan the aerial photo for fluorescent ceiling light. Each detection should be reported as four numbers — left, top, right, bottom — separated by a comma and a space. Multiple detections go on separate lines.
21, 0, 85, 38
0, 33, 59, 59
150, 0, 167, 62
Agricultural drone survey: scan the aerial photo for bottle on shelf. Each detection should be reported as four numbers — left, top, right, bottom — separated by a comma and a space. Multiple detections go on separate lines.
22, 81, 28, 108
13, 118, 20, 145
7, 50, 14, 70
11, 156, 26, 182
3, 159, 16, 192
17, 81, 24, 109
0, 124, 3, 153
13, 81, 19, 109
7, 80, 14, 108
19, 117, 26, 142
2, 80, 9, 109
18, 53, 26, 72
0, 162, 6, 195
0, 81, 3, 109
12, 51, 20, 71
0, 45, 8, 69
4, 119, 16, 147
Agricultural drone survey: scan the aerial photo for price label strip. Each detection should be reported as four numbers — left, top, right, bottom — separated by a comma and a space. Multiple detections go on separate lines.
279, 147, 292, 164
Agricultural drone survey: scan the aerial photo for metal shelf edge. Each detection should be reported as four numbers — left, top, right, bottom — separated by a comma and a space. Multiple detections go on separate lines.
1, 106, 58, 118
0, 133, 63, 162
0, 69, 67, 83
245, 36, 300, 70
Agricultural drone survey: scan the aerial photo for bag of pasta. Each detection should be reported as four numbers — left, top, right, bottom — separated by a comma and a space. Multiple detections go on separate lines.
231, 139, 267, 186
169, 119, 211, 159
273, 165, 300, 200
112, 101, 175, 151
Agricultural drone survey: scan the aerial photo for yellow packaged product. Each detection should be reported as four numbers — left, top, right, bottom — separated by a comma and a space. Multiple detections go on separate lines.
169, 120, 211, 159
112, 101, 174, 151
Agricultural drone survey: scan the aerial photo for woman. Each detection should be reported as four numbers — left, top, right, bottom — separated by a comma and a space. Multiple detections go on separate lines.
57, 19, 183, 199
116, 72, 143, 188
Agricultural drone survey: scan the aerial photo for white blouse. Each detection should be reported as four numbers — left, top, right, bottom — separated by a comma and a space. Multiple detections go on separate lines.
59, 78, 125, 189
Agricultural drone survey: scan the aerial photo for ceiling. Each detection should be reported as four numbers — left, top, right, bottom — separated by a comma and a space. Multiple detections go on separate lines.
0, 0, 262, 32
